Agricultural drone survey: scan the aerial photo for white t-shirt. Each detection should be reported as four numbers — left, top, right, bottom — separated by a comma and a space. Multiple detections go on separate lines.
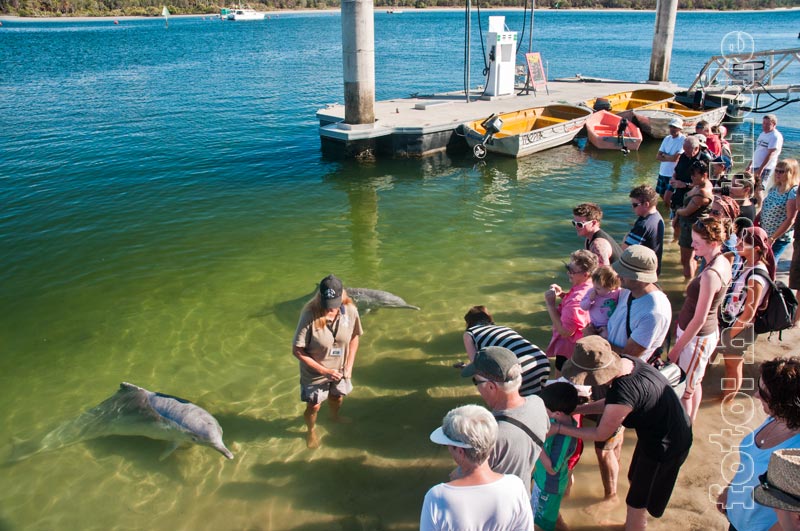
606, 289, 672, 360
658, 133, 685, 176
753, 129, 783, 171
420, 474, 534, 531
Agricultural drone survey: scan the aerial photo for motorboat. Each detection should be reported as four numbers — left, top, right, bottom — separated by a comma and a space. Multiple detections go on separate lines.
583, 88, 675, 116
462, 104, 593, 159
632, 101, 727, 138
227, 8, 265, 20
585, 110, 643, 152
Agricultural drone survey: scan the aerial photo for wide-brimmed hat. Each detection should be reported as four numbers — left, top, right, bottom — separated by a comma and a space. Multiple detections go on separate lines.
461, 346, 520, 382
693, 133, 708, 149
754, 449, 800, 512
319, 274, 343, 309
668, 117, 684, 129
561, 336, 623, 386
613, 245, 658, 283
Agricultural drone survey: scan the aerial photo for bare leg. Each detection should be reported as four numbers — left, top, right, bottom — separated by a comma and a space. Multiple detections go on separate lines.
680, 246, 695, 280
722, 355, 744, 400
625, 505, 648, 531
671, 215, 680, 243
329, 395, 349, 423
304, 402, 321, 449
596, 446, 620, 499
681, 386, 703, 424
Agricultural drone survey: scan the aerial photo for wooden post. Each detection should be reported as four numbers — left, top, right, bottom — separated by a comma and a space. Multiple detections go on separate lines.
341, 0, 375, 125
649, 0, 678, 83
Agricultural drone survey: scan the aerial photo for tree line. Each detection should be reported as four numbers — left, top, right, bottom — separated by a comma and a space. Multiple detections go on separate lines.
0, 0, 794, 18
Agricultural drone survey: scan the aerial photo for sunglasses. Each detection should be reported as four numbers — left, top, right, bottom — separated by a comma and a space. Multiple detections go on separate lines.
758, 472, 800, 504
564, 264, 583, 275
472, 376, 491, 387
631, 202, 642, 208
571, 220, 592, 229
775, 169, 787, 174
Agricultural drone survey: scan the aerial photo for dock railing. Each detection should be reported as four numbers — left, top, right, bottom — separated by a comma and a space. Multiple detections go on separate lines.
687, 47, 800, 95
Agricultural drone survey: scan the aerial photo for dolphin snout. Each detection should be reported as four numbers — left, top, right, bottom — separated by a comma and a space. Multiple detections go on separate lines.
214, 443, 234, 460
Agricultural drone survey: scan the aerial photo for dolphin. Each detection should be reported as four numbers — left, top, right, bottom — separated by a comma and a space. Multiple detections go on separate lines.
345, 287, 420, 312
9, 382, 233, 462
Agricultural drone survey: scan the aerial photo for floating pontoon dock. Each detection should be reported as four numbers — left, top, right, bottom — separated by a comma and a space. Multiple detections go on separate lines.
317, 80, 679, 158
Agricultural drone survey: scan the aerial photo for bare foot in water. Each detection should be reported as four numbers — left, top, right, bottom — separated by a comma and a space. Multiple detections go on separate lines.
306, 429, 320, 449
582, 495, 623, 527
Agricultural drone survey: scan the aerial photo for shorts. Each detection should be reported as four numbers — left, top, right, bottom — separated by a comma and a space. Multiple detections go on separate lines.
300, 378, 352, 405
675, 326, 719, 396
678, 217, 694, 248
656, 174, 671, 196
533, 482, 565, 531
594, 425, 625, 451
716, 325, 756, 357
626, 444, 690, 518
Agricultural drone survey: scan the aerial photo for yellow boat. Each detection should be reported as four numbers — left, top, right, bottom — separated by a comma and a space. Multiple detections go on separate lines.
583, 88, 675, 115
462, 104, 592, 159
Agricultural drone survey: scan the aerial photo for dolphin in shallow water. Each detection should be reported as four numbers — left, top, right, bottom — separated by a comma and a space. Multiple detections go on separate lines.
9, 382, 233, 462
345, 287, 420, 312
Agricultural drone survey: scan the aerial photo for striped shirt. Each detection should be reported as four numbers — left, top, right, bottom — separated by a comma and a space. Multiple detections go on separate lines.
467, 324, 550, 396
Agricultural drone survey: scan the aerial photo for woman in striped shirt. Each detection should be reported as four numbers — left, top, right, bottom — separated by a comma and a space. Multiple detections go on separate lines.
462, 305, 551, 396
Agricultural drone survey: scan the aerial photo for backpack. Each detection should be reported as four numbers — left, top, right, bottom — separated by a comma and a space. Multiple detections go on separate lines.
751, 269, 798, 337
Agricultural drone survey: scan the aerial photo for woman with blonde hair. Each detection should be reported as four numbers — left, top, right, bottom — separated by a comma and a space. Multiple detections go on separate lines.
760, 158, 799, 261
668, 217, 732, 422
292, 274, 363, 448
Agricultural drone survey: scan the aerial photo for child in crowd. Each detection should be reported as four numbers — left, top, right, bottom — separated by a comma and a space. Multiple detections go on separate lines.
579, 266, 621, 338
534, 382, 588, 531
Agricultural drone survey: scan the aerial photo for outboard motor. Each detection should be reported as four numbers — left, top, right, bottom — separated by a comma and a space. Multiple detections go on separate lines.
593, 98, 612, 112
616, 117, 630, 155
472, 114, 504, 159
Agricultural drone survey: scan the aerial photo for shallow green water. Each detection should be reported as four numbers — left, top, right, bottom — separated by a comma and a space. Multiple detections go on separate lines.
1, 9, 798, 531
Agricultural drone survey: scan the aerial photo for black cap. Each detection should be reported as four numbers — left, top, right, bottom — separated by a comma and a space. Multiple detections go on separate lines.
319, 274, 343, 309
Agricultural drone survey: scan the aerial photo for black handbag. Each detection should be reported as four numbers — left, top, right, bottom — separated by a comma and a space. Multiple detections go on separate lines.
626, 294, 686, 396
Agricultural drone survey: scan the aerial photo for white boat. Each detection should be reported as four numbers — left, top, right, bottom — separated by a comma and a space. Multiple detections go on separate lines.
632, 102, 727, 138
463, 104, 593, 159
387, 9, 404, 13
227, 8, 265, 21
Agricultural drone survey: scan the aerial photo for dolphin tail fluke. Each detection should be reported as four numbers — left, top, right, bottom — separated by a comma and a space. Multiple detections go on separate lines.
6, 437, 44, 464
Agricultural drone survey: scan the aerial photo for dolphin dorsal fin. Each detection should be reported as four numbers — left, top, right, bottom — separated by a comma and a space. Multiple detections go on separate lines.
120, 382, 144, 392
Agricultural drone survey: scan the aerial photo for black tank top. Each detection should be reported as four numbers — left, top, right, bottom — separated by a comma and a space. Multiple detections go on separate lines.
587, 229, 623, 264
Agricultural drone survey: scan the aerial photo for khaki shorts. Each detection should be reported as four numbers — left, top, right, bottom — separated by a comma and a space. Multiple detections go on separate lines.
301, 378, 352, 405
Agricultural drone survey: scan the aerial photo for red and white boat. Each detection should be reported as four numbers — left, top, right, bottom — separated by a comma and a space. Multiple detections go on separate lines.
585, 110, 643, 152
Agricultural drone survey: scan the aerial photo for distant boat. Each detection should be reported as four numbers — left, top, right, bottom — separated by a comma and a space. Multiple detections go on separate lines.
585, 110, 643, 152
227, 7, 265, 20
632, 101, 727, 138
162, 6, 170, 28
462, 104, 593, 159
387, 9, 404, 13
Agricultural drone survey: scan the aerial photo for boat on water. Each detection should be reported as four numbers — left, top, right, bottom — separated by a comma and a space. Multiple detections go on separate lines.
226, 7, 265, 20
462, 104, 593, 159
632, 101, 727, 138
386, 9, 404, 13
585, 110, 643, 152
583, 88, 675, 115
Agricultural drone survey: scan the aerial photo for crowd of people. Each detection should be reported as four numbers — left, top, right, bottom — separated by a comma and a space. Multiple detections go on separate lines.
290, 113, 800, 530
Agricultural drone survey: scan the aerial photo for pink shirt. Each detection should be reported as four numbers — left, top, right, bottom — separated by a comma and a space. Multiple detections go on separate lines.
547, 280, 592, 359
580, 288, 621, 329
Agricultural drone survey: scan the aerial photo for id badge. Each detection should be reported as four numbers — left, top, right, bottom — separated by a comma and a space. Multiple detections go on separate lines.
330, 347, 344, 357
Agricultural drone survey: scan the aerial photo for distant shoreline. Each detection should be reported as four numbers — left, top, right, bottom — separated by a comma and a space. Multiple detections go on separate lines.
2, 5, 799, 22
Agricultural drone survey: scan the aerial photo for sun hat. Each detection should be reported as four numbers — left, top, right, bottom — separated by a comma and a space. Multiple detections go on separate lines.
668, 117, 684, 129
461, 346, 520, 382
612, 245, 658, 283
429, 426, 473, 448
561, 336, 622, 387
694, 133, 708, 149
319, 274, 343, 309
754, 449, 800, 512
